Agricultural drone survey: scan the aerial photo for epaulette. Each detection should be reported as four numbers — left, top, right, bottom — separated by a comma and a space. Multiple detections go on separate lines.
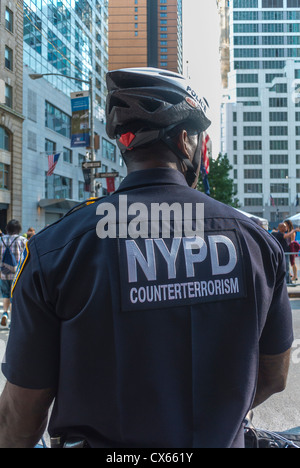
64, 196, 106, 218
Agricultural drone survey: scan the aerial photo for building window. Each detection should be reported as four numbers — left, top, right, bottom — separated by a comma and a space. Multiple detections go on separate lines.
270, 169, 288, 178
262, 0, 283, 6
244, 154, 262, 164
5, 46, 13, 71
243, 126, 262, 136
270, 140, 288, 150
5, 8, 13, 33
102, 138, 116, 162
236, 74, 258, 83
269, 98, 288, 107
244, 184, 263, 193
269, 112, 288, 121
244, 141, 262, 150
0, 127, 10, 152
244, 198, 263, 207
63, 147, 73, 164
235, 49, 259, 58
237, 88, 259, 97
24, 9, 42, 54
45, 139, 56, 156
45, 174, 72, 199
269, 84, 287, 93
269, 126, 288, 136
262, 37, 284, 45
270, 154, 288, 164
266, 73, 284, 83
273, 197, 289, 206
243, 112, 261, 121
261, 24, 284, 33
270, 183, 289, 193
78, 181, 86, 201
233, 0, 258, 7
5, 84, 12, 108
45, 101, 71, 138
244, 169, 263, 179
0, 163, 9, 190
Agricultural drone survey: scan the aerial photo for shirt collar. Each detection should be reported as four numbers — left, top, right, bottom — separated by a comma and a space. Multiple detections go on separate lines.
116, 168, 189, 193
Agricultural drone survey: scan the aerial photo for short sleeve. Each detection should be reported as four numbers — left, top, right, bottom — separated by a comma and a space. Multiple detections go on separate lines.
259, 251, 294, 355
2, 238, 60, 389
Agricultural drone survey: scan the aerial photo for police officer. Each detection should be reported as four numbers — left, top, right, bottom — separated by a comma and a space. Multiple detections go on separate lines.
0, 68, 294, 448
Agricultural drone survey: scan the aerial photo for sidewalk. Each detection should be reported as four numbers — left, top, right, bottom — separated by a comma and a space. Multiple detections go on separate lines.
287, 262, 300, 297
288, 283, 300, 298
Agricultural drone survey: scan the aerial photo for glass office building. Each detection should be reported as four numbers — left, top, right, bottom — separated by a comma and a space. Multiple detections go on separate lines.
22, 0, 126, 231
23, 0, 108, 110
219, 0, 300, 222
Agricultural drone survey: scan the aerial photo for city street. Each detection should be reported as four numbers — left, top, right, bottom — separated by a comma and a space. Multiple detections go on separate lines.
0, 298, 299, 445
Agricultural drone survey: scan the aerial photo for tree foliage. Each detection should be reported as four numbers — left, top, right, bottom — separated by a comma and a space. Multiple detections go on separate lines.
197, 153, 239, 207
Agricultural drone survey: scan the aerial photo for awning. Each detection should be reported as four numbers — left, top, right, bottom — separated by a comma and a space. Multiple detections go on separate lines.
38, 199, 80, 212
235, 208, 269, 230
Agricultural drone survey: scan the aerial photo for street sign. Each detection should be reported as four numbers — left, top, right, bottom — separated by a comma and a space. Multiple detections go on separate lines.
95, 172, 119, 178
82, 161, 102, 169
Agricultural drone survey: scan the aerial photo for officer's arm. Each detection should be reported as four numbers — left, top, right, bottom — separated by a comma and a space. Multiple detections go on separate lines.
0, 381, 55, 448
252, 348, 291, 409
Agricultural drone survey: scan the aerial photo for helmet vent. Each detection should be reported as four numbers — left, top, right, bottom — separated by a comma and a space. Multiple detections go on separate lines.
108, 96, 130, 113
139, 99, 162, 112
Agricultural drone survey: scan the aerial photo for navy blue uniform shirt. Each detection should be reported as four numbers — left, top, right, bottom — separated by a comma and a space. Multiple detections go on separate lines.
2, 168, 294, 448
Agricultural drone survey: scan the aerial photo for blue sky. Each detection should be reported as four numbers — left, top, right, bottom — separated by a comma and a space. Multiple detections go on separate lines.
183, 0, 223, 154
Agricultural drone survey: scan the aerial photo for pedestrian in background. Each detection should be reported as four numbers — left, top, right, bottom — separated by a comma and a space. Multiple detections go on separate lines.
285, 220, 300, 282
0, 220, 27, 327
26, 227, 36, 240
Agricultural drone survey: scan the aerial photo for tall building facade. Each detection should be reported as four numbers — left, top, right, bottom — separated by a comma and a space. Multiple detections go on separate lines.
109, 0, 183, 73
0, 0, 24, 230
219, 0, 300, 222
22, 0, 126, 231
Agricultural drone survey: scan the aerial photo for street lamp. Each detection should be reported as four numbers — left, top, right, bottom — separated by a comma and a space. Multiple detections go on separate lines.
29, 72, 96, 197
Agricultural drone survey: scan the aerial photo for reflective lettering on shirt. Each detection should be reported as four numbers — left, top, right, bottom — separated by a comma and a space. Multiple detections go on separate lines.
120, 231, 246, 311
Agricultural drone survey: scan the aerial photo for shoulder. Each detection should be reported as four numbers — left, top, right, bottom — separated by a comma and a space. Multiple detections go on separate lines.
32, 197, 107, 257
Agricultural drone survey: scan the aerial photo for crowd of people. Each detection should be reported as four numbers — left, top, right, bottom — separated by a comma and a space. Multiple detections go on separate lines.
0, 220, 35, 328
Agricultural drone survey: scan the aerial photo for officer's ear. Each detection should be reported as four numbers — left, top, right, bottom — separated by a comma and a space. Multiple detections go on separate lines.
177, 130, 197, 162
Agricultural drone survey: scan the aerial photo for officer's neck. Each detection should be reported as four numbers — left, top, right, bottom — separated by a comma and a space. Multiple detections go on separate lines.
126, 160, 183, 174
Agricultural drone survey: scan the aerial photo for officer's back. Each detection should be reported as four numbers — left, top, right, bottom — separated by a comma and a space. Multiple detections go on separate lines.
0, 68, 293, 449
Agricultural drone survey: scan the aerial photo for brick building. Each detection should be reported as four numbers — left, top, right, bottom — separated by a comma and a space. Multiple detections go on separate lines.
0, 0, 24, 230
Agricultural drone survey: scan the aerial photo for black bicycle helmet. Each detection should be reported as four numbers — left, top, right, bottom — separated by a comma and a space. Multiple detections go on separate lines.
106, 67, 211, 186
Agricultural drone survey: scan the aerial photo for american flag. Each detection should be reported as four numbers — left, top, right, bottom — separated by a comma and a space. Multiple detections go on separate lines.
270, 194, 275, 207
47, 153, 60, 176
202, 132, 210, 174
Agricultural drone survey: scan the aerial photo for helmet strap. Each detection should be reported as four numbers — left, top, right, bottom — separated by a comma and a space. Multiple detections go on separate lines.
161, 128, 202, 187
118, 123, 202, 188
